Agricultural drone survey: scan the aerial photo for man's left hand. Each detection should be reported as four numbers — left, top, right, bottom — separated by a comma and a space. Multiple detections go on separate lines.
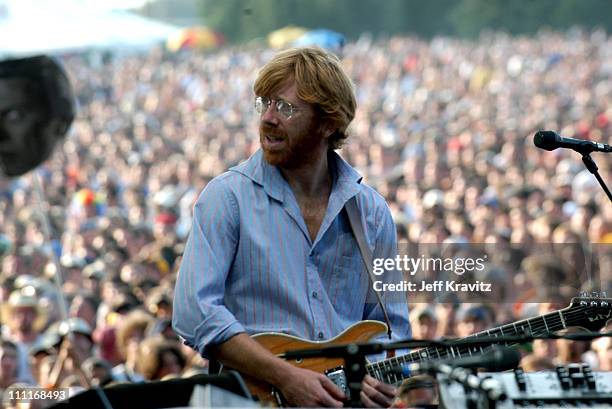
360, 375, 397, 407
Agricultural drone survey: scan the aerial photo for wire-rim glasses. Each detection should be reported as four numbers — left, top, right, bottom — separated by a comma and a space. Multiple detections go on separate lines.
254, 96, 301, 120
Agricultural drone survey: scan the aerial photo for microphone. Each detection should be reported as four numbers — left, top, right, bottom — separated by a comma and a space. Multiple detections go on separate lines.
413, 346, 521, 373
534, 130, 612, 154
452, 346, 520, 371
408, 347, 520, 401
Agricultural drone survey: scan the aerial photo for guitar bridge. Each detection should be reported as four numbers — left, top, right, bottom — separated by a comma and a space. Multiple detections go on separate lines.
325, 366, 349, 397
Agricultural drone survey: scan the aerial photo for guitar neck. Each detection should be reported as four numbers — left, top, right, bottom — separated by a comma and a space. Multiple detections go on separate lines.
367, 308, 570, 384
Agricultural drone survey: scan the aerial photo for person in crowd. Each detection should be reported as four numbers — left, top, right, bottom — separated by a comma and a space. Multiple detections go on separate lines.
136, 336, 186, 381
520, 354, 556, 372
554, 327, 594, 365
45, 318, 94, 389
1, 289, 46, 347
590, 322, 612, 371
82, 357, 114, 386
409, 305, 438, 340
0, 340, 20, 392
390, 375, 438, 408
454, 304, 495, 338
112, 309, 152, 383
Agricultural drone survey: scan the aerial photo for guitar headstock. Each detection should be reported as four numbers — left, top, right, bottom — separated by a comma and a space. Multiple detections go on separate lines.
564, 292, 611, 332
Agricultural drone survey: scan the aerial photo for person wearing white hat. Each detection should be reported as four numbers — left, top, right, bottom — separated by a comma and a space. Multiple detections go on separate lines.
1, 288, 46, 347
0, 288, 43, 386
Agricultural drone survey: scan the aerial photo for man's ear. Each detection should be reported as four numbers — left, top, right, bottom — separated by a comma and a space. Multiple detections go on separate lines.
320, 122, 336, 140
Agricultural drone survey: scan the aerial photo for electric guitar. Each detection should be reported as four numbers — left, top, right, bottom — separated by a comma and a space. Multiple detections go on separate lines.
238, 295, 611, 406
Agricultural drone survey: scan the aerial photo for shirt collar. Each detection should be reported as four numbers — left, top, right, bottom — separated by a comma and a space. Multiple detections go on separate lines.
229, 149, 363, 202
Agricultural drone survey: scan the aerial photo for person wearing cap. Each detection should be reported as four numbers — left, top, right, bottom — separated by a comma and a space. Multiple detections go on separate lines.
45, 318, 94, 389
454, 304, 495, 338
28, 331, 60, 386
0, 55, 75, 178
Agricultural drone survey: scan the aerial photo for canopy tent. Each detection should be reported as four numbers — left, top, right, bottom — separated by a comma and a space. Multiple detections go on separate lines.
0, 0, 180, 58
166, 27, 224, 52
267, 25, 307, 49
291, 29, 345, 52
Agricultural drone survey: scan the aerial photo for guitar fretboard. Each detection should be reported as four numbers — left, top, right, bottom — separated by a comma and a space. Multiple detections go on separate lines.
366, 306, 576, 385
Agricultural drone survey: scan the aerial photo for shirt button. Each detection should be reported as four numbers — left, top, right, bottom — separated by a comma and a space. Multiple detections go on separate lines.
318, 332, 324, 339
312, 291, 318, 299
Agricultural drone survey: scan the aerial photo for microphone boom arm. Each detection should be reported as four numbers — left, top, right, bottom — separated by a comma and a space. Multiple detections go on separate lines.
581, 153, 612, 203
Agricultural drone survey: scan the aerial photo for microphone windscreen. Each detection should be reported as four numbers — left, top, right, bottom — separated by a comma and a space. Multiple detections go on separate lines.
487, 347, 521, 371
533, 131, 559, 151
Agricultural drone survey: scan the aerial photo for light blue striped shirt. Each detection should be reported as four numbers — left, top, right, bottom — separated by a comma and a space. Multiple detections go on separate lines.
173, 149, 411, 357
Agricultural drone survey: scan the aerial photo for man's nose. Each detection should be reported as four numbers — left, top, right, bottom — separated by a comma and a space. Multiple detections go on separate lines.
260, 102, 279, 124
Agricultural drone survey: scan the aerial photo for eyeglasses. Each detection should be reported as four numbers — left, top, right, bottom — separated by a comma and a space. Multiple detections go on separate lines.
254, 96, 301, 120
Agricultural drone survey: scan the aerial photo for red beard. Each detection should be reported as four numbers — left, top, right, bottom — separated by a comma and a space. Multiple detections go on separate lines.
259, 121, 324, 169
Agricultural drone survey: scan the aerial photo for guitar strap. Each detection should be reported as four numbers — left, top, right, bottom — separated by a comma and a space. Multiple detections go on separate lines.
345, 196, 393, 340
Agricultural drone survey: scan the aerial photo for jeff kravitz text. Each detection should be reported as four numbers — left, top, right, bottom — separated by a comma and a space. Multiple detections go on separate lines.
373, 280, 492, 292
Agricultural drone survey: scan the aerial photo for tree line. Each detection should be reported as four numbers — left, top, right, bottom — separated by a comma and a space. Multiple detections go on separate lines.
195, 0, 612, 43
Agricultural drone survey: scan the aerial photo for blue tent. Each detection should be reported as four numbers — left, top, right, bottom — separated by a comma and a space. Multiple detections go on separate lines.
292, 29, 345, 51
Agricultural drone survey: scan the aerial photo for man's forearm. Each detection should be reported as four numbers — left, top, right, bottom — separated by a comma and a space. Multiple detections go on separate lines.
210, 333, 296, 387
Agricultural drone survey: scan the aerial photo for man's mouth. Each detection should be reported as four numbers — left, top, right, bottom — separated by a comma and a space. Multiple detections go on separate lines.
265, 134, 284, 142
263, 134, 287, 149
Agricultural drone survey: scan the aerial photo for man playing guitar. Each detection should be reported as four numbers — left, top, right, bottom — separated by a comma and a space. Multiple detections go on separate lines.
172, 47, 411, 407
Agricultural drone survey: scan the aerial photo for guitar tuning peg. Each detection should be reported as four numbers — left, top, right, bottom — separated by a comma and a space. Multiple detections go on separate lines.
580, 291, 588, 298
601, 292, 609, 308
591, 291, 600, 298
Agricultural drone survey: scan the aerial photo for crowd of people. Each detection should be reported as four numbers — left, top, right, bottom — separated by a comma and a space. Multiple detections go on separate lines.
0, 28, 611, 406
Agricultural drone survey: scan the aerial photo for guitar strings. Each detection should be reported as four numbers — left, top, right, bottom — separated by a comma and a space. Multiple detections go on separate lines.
367, 302, 608, 383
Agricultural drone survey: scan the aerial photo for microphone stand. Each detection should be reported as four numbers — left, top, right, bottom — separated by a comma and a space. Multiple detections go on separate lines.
581, 153, 612, 203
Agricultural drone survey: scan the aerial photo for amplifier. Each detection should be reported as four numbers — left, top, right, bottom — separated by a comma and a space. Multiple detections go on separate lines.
438, 364, 612, 409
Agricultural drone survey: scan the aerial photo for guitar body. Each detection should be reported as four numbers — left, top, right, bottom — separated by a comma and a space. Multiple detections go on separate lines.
240, 320, 387, 406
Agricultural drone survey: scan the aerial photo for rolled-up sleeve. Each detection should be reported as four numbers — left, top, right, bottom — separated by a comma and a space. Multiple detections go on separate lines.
172, 176, 244, 357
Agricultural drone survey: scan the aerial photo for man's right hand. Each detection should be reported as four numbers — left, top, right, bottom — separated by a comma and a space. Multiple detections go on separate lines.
277, 366, 346, 407
211, 334, 346, 406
